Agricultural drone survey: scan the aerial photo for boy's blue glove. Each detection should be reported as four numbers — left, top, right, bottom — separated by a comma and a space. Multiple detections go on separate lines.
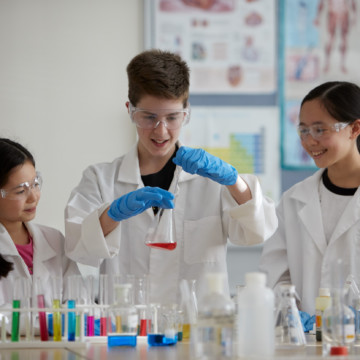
299, 310, 316, 332
108, 187, 174, 221
173, 146, 238, 185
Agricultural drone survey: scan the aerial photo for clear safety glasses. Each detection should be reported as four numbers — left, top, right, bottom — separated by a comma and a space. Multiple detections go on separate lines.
297, 122, 349, 141
129, 103, 190, 130
0, 172, 42, 201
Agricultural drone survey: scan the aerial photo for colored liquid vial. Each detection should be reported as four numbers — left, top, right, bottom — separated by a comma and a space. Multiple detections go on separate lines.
37, 294, 49, 341
11, 300, 20, 342
315, 288, 331, 342
68, 299, 76, 341
53, 299, 62, 341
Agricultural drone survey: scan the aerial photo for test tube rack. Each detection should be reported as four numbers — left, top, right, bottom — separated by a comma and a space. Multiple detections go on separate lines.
0, 303, 109, 348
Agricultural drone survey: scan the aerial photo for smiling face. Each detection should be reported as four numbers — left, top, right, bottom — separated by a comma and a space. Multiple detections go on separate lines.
130, 95, 185, 169
299, 99, 356, 169
0, 161, 40, 228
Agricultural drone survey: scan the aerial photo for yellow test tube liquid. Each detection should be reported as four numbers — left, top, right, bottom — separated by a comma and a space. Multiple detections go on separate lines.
53, 299, 62, 341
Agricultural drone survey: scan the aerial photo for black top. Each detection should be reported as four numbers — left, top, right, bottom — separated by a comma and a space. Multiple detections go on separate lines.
141, 148, 177, 214
322, 168, 357, 196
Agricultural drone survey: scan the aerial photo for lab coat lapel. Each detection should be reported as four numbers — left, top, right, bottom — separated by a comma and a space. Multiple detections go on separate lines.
292, 171, 327, 255
26, 223, 56, 283
329, 188, 360, 244
117, 144, 141, 186
0, 224, 19, 257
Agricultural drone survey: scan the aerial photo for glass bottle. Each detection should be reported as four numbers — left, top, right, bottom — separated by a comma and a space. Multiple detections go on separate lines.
274, 284, 306, 349
108, 283, 138, 347
315, 287, 331, 341
181, 279, 198, 340
322, 287, 355, 356
192, 273, 235, 359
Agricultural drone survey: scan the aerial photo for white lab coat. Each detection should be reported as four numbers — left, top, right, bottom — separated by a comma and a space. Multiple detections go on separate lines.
259, 169, 360, 315
65, 143, 277, 304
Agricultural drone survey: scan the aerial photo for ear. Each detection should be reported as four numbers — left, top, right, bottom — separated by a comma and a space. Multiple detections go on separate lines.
125, 101, 130, 111
350, 119, 360, 139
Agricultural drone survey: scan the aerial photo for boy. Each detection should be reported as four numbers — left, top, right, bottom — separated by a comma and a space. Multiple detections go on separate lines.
65, 49, 277, 303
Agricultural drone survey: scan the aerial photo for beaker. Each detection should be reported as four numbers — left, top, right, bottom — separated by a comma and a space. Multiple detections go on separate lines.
274, 284, 306, 349
147, 303, 178, 346
144, 166, 181, 251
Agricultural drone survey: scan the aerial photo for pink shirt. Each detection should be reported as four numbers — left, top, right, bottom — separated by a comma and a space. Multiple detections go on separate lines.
15, 234, 34, 274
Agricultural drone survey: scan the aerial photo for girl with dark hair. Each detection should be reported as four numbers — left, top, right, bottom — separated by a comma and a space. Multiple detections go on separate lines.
259, 81, 360, 328
0, 138, 80, 328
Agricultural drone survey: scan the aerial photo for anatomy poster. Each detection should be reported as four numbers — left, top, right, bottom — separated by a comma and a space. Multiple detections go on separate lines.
145, 0, 277, 94
281, 0, 360, 168
180, 106, 280, 201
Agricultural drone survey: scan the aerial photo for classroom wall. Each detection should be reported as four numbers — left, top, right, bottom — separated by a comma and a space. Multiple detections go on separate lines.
0, 1, 312, 294
0, 0, 143, 231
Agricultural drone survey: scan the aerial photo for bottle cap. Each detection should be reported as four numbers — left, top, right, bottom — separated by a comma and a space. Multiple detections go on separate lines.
330, 346, 348, 356
245, 272, 266, 286
318, 288, 330, 297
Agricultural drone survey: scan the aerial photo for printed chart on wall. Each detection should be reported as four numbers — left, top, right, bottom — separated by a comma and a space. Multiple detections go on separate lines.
146, 0, 277, 94
180, 107, 280, 201
281, 0, 360, 169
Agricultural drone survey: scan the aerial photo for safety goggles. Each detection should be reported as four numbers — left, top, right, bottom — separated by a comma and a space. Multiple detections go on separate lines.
129, 103, 190, 130
297, 122, 349, 141
0, 172, 42, 200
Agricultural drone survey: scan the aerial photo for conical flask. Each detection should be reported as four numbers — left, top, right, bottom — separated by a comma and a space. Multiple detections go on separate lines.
274, 284, 306, 349
145, 166, 181, 251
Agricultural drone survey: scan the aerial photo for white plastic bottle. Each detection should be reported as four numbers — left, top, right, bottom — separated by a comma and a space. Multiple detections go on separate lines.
237, 272, 275, 358
192, 273, 235, 359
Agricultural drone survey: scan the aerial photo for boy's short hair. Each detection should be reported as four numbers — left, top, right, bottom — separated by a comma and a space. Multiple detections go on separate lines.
127, 49, 190, 107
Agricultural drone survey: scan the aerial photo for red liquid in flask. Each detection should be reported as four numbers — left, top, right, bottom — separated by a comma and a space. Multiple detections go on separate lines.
146, 242, 177, 250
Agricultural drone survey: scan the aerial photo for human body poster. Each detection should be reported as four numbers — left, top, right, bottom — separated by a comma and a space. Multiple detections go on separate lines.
282, 0, 360, 169
147, 0, 276, 94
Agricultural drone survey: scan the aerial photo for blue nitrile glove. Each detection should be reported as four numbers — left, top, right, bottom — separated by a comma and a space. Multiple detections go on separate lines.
299, 310, 316, 333
173, 146, 238, 185
108, 186, 174, 221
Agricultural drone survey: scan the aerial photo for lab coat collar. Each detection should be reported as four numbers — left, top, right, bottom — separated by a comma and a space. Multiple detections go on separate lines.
116, 144, 142, 185
328, 184, 360, 244
26, 222, 57, 263
116, 142, 195, 186
0, 224, 19, 256
290, 170, 327, 255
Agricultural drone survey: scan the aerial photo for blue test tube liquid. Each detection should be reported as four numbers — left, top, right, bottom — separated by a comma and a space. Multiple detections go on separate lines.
68, 299, 76, 341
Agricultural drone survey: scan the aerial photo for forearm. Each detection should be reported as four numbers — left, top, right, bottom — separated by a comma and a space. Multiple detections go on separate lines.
100, 206, 120, 236
226, 175, 252, 205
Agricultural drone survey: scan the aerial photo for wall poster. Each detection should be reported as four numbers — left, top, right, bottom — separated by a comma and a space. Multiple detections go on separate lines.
281, 0, 360, 169
145, 0, 277, 94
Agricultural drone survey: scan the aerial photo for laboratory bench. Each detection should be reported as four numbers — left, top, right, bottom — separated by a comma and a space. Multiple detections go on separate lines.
1, 335, 360, 359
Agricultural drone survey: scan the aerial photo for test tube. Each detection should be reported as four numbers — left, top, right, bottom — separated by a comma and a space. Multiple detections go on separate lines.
35, 277, 48, 341
85, 275, 95, 336
23, 278, 32, 341
99, 274, 109, 336
51, 276, 62, 341
67, 275, 78, 341
11, 278, 21, 342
